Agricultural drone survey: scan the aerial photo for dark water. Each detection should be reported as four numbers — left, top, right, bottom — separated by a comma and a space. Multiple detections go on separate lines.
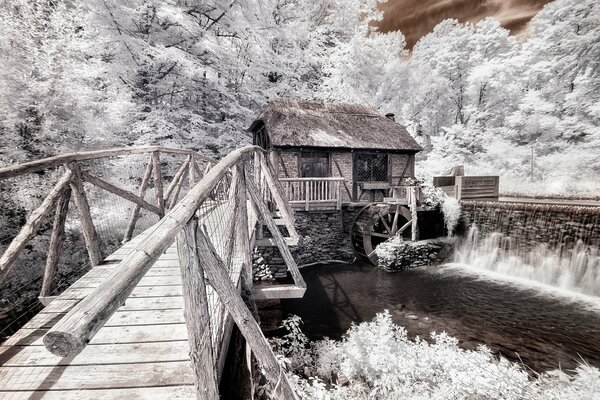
260, 262, 600, 373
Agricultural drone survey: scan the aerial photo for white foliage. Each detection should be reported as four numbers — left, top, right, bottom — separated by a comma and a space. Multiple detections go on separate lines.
441, 197, 461, 237
278, 312, 600, 400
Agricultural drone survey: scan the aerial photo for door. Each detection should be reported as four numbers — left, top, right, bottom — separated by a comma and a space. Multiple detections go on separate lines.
300, 151, 329, 177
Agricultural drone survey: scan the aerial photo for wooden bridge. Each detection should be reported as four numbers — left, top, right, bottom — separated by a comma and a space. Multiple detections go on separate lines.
0, 146, 305, 399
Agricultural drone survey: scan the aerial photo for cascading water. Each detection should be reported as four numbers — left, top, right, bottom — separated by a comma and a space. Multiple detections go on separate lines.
454, 226, 600, 297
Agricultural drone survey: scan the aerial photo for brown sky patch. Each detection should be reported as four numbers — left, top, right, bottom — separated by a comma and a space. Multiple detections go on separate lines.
377, 0, 554, 49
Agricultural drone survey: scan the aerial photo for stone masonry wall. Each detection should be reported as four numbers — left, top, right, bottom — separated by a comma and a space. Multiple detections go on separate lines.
460, 201, 600, 250
253, 208, 357, 283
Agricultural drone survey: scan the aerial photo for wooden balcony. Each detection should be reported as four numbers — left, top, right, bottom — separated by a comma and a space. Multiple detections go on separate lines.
279, 177, 345, 211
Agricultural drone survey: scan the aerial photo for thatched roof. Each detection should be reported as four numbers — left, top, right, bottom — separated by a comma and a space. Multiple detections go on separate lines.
249, 99, 422, 152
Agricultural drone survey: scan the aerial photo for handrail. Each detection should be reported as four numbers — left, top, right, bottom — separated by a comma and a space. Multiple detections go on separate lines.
0, 146, 216, 179
43, 145, 260, 357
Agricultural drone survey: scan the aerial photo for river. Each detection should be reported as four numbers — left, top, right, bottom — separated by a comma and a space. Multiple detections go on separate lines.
259, 260, 600, 373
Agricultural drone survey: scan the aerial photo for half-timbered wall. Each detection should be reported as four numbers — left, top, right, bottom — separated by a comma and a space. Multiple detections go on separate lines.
271, 148, 415, 203
390, 153, 415, 184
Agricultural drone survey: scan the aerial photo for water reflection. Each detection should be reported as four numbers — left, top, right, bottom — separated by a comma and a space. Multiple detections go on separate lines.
266, 261, 600, 373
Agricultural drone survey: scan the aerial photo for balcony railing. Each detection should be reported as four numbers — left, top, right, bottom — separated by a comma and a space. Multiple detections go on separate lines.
279, 177, 345, 211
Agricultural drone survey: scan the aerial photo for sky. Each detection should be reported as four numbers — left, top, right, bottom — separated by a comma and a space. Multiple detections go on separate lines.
377, 0, 554, 48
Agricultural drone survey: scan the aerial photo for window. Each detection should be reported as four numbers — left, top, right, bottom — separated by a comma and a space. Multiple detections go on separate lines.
355, 152, 388, 182
300, 151, 330, 177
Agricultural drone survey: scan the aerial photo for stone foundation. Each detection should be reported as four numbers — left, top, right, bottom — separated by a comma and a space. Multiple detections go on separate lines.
253, 208, 357, 282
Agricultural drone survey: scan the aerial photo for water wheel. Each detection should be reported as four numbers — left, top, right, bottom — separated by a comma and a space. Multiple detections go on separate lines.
351, 203, 412, 264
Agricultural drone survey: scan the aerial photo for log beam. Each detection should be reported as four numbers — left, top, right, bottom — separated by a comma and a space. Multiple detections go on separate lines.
40, 187, 71, 298
81, 170, 161, 215
176, 218, 219, 400
123, 157, 154, 242
68, 163, 102, 267
164, 159, 190, 205
0, 169, 73, 282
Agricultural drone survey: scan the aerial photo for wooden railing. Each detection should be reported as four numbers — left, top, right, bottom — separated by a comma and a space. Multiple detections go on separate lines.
280, 177, 344, 211
433, 175, 500, 200
0, 146, 215, 302
16, 146, 305, 398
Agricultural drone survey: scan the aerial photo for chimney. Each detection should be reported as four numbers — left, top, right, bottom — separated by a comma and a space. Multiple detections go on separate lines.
385, 113, 395, 121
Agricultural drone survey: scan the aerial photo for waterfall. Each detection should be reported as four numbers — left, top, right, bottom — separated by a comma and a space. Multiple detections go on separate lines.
454, 226, 600, 297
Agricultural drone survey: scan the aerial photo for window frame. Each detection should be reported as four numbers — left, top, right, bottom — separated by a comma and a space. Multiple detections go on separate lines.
354, 151, 390, 183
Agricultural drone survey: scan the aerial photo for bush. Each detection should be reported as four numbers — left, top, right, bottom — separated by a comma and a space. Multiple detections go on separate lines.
270, 312, 600, 400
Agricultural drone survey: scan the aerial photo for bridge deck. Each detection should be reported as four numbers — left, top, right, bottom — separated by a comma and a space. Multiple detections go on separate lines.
0, 200, 257, 399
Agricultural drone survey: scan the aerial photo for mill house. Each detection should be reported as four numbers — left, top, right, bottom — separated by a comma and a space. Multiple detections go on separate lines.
249, 99, 423, 210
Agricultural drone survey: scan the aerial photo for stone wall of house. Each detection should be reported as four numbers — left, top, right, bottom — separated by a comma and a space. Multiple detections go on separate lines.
277, 150, 299, 178
460, 201, 600, 249
253, 207, 358, 283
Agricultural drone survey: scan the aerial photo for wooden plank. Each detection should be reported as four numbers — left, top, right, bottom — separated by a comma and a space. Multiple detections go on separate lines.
81, 170, 161, 215
0, 361, 194, 391
68, 163, 102, 267
0, 169, 73, 281
69, 275, 183, 289
59, 285, 183, 300
0, 386, 195, 400
41, 296, 184, 314
176, 218, 219, 400
40, 188, 71, 298
25, 309, 185, 330
4, 324, 188, 347
253, 285, 306, 300
0, 341, 190, 366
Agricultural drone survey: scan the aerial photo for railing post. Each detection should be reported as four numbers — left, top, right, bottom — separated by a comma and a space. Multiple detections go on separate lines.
124, 155, 154, 242
176, 217, 220, 400
40, 187, 71, 301
410, 186, 418, 241
305, 180, 310, 211
68, 162, 102, 267
234, 164, 252, 285
336, 180, 342, 210
151, 151, 165, 217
